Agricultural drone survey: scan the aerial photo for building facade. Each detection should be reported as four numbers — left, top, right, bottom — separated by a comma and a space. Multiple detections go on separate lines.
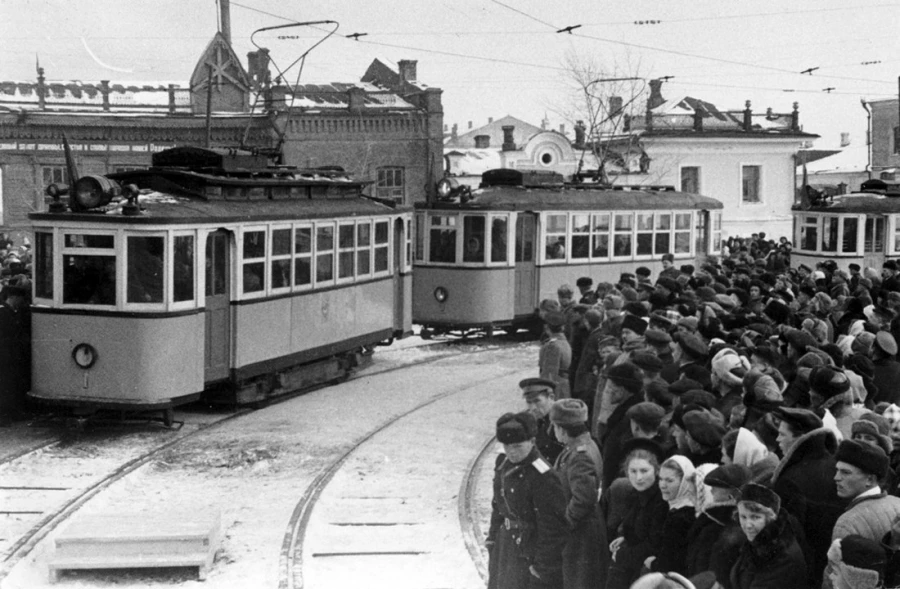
868, 98, 899, 176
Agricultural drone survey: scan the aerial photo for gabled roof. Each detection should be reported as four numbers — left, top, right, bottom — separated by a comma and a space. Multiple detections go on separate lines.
444, 115, 545, 149
189, 32, 250, 92
361, 58, 430, 93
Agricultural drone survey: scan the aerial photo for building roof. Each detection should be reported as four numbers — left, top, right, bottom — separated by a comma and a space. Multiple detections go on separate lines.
269, 82, 415, 110
444, 115, 546, 149
0, 80, 191, 114
802, 144, 868, 174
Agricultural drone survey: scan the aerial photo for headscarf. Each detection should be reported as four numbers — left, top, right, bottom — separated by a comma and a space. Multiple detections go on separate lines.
733, 427, 769, 468
711, 348, 750, 389
661, 455, 696, 511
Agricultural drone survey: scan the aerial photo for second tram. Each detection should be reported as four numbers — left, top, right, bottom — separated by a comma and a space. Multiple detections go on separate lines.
413, 169, 724, 336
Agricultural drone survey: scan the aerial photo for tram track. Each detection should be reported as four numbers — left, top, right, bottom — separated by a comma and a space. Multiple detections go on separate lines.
0, 338, 529, 584
278, 363, 518, 589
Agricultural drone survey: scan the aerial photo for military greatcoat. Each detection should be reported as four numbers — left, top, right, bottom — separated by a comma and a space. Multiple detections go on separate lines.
540, 333, 572, 399
488, 447, 568, 589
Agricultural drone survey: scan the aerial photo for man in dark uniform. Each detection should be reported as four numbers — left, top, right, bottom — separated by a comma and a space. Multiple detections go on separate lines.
0, 284, 30, 425
521, 378, 566, 465
487, 411, 568, 589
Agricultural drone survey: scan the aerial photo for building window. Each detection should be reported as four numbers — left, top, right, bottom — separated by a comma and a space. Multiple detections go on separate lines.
42, 165, 67, 186
680, 166, 700, 193
376, 167, 404, 202
742, 165, 761, 203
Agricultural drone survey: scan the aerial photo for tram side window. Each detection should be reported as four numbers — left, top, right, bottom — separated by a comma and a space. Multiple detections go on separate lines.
463, 216, 486, 263
591, 214, 610, 258
339, 224, 356, 279
515, 216, 534, 263
711, 212, 723, 254
35, 232, 53, 299
843, 218, 858, 253
415, 214, 425, 261
358, 222, 372, 275
271, 228, 292, 289
613, 213, 633, 257
316, 225, 335, 282
429, 216, 457, 263
545, 214, 567, 260
294, 227, 312, 286
242, 230, 266, 293
63, 234, 116, 305
865, 217, 885, 253
491, 217, 508, 263
799, 216, 818, 251
636, 213, 654, 256
127, 237, 164, 303
674, 213, 692, 253
571, 214, 590, 259
656, 214, 672, 254
821, 217, 838, 252
173, 236, 194, 302
374, 220, 389, 272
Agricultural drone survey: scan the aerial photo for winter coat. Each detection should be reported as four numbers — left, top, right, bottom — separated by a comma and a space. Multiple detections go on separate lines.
832, 491, 900, 542
554, 433, 603, 589
0, 303, 30, 415
571, 327, 604, 406
487, 448, 568, 589
540, 333, 572, 399
872, 357, 900, 406
685, 503, 744, 589
600, 393, 642, 490
769, 427, 845, 587
729, 515, 807, 589
653, 505, 695, 575
535, 414, 565, 466
606, 484, 668, 589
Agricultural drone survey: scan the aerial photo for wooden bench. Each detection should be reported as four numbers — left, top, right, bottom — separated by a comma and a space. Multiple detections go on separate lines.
47, 511, 221, 583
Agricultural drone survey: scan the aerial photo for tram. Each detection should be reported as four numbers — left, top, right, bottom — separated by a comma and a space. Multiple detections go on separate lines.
792, 178, 900, 272
28, 145, 412, 419
413, 169, 724, 337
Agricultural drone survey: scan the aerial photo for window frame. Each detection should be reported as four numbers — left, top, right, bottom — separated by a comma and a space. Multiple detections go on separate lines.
239, 225, 268, 298
487, 213, 512, 267
60, 229, 119, 309
375, 166, 405, 203
293, 223, 314, 291
741, 164, 763, 204
373, 218, 391, 276
542, 212, 569, 264
313, 221, 337, 288
171, 230, 197, 309
680, 165, 701, 194
269, 224, 294, 295
125, 232, 167, 309
336, 221, 357, 284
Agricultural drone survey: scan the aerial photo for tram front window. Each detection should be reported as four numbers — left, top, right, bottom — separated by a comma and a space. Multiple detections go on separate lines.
463, 216, 485, 263
491, 217, 508, 263
429, 216, 457, 263
63, 254, 116, 305
35, 232, 53, 299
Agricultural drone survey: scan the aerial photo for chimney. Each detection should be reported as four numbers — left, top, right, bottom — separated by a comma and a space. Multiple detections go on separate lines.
609, 96, 623, 116
841, 132, 851, 147
559, 124, 565, 135
348, 87, 365, 113
444, 124, 448, 132
398, 60, 417, 83
247, 48, 271, 90
692, 110, 703, 132
451, 123, 458, 140
647, 79, 665, 110
541, 114, 549, 130
574, 121, 586, 149
743, 100, 752, 131
488, 117, 493, 123
220, 0, 232, 45
36, 65, 46, 110
501, 125, 516, 151
168, 84, 176, 114
100, 80, 110, 112
475, 134, 490, 148
792, 102, 800, 132
468, 120, 473, 130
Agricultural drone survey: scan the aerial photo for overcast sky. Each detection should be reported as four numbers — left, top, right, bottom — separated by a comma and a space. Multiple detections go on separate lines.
2, 0, 898, 156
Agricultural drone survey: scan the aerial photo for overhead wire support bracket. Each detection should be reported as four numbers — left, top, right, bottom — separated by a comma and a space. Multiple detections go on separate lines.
346, 32, 368, 40
800, 67, 819, 75
556, 24, 582, 34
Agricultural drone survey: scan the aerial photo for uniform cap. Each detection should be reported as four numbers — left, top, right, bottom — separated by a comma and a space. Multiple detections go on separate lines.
549, 398, 588, 426
626, 401, 666, 431
774, 406, 822, 434
496, 411, 537, 444
519, 377, 556, 399
704, 464, 752, 490
836, 439, 889, 478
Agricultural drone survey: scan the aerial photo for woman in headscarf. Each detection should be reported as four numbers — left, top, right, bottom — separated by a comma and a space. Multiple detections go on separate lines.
650, 455, 697, 576
710, 348, 751, 419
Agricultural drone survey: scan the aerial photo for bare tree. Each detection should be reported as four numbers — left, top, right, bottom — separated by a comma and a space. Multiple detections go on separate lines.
551, 49, 649, 185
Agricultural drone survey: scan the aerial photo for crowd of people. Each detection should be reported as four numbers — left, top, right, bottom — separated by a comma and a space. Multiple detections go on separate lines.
0, 234, 33, 425
488, 236, 900, 589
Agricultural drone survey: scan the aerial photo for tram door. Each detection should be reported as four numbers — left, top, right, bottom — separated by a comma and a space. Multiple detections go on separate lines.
205, 230, 232, 382
393, 218, 406, 332
514, 214, 537, 316
863, 215, 885, 268
695, 211, 709, 256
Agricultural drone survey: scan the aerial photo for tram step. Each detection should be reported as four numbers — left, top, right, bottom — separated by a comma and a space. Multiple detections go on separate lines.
47, 511, 220, 583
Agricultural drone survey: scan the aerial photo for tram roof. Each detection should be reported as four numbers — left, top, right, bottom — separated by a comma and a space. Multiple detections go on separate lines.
30, 192, 404, 225
792, 192, 900, 214
416, 185, 723, 212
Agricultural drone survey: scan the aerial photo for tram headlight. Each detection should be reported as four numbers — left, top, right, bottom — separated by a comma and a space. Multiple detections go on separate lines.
434, 286, 448, 303
72, 175, 121, 211
72, 343, 98, 369
436, 177, 458, 200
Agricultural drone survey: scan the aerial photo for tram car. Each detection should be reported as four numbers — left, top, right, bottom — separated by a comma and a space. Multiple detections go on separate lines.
28, 145, 412, 419
792, 178, 900, 273
413, 169, 724, 336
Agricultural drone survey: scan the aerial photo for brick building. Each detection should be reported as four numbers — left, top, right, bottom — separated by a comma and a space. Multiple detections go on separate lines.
0, 33, 442, 240
867, 98, 900, 177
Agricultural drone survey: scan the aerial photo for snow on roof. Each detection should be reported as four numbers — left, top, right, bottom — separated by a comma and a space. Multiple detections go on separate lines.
804, 144, 868, 173
0, 80, 191, 112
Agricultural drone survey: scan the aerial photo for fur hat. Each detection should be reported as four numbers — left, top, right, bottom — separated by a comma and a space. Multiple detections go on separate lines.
711, 348, 751, 388
621, 313, 649, 336
704, 463, 752, 490
852, 331, 877, 356
626, 401, 666, 431
763, 298, 792, 324
496, 411, 537, 444
683, 409, 727, 447
739, 482, 781, 514
544, 310, 566, 327
835, 439, 890, 479
808, 366, 851, 402
827, 535, 886, 589
742, 369, 784, 408
774, 406, 822, 434
549, 399, 589, 426
852, 413, 894, 456
605, 362, 644, 394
